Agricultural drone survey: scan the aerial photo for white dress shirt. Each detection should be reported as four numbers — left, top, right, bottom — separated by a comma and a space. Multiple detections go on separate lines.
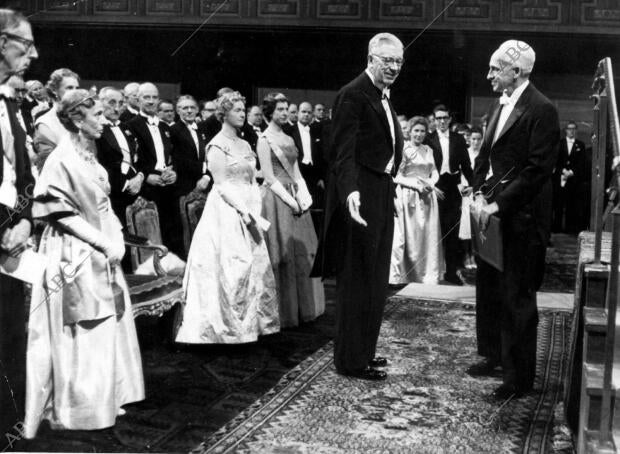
142, 113, 166, 171
298, 122, 313, 165
437, 130, 451, 175
492, 80, 530, 145
365, 69, 395, 174
566, 137, 575, 155
0, 99, 17, 208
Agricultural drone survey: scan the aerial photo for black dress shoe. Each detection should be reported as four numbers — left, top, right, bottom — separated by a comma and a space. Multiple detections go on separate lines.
444, 273, 464, 286
368, 357, 388, 368
466, 360, 500, 377
351, 366, 387, 381
490, 383, 525, 401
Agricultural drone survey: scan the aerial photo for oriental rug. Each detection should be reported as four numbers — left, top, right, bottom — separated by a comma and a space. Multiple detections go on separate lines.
199, 300, 571, 454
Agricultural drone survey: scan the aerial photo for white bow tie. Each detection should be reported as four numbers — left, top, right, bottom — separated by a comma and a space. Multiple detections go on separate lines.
143, 115, 159, 126
382, 88, 391, 99
499, 91, 511, 106
187, 122, 197, 131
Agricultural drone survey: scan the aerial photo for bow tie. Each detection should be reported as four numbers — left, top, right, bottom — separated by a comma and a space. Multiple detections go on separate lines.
111, 120, 121, 127
382, 88, 390, 100
148, 118, 159, 126
499, 91, 511, 106
187, 122, 197, 131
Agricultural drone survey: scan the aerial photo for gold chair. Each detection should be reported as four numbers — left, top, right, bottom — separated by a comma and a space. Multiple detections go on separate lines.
179, 189, 207, 255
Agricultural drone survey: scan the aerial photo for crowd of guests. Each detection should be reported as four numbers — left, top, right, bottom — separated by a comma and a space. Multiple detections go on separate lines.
0, 8, 589, 442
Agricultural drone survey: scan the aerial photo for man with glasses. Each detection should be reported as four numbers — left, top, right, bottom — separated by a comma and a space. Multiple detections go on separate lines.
0, 8, 38, 438
313, 33, 404, 381
426, 104, 473, 285
552, 121, 586, 233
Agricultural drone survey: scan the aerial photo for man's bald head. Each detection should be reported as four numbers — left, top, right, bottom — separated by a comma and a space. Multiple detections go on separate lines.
138, 82, 159, 116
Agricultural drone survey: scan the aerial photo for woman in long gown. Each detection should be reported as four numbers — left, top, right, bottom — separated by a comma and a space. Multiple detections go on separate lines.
24, 90, 144, 438
175, 91, 279, 344
257, 93, 325, 328
389, 116, 445, 284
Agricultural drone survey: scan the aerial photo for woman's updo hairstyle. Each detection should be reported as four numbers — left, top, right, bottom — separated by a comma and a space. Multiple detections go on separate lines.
58, 89, 97, 133
215, 91, 245, 119
46, 68, 80, 101
262, 92, 288, 122
407, 115, 429, 134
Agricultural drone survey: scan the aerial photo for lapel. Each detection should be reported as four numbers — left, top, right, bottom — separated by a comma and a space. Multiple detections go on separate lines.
103, 126, 122, 156
180, 123, 198, 155
137, 116, 157, 159
5, 99, 25, 177
360, 73, 392, 141
493, 83, 534, 145
157, 123, 170, 161
429, 132, 442, 171
483, 100, 501, 150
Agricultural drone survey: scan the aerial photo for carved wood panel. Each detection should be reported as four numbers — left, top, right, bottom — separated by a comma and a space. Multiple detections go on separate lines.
580, 0, 620, 25
316, 0, 364, 19
510, 0, 568, 24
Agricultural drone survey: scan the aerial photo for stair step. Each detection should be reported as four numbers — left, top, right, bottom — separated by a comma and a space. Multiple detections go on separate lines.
584, 307, 608, 333
584, 363, 620, 397
584, 263, 611, 279
583, 264, 611, 308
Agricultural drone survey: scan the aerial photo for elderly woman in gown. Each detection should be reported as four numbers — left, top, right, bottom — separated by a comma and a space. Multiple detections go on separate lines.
24, 89, 144, 438
257, 93, 325, 328
175, 91, 279, 344
389, 116, 445, 284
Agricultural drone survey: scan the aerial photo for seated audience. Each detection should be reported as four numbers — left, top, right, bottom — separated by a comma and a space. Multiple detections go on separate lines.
24, 89, 144, 438
258, 93, 325, 328
175, 91, 279, 344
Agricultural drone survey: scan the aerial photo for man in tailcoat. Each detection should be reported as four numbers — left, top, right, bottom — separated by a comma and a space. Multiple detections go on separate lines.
96, 86, 144, 227
0, 8, 38, 436
552, 121, 587, 233
313, 33, 404, 381
468, 40, 559, 400
425, 104, 473, 285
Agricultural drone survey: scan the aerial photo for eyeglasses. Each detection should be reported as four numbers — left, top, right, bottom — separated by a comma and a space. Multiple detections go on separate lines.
435, 115, 451, 121
1, 31, 35, 52
371, 54, 404, 67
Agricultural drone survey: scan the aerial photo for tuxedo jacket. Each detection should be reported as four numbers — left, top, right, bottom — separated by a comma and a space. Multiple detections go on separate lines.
553, 138, 586, 190
95, 124, 141, 202
473, 82, 560, 242
0, 98, 34, 238
315, 71, 403, 277
198, 115, 222, 146
126, 115, 174, 177
284, 121, 326, 183
239, 122, 259, 153
119, 109, 138, 124
170, 121, 209, 194
425, 130, 473, 191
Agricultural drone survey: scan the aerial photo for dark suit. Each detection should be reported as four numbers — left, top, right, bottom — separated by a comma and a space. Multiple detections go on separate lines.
239, 122, 260, 154
313, 72, 403, 374
170, 121, 210, 195
552, 137, 587, 233
285, 121, 327, 231
0, 97, 34, 436
425, 130, 472, 281
472, 82, 559, 392
119, 108, 138, 124
127, 115, 184, 257
95, 123, 141, 226
198, 114, 222, 146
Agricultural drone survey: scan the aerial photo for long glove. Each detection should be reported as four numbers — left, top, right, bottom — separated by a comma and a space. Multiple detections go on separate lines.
57, 216, 125, 262
269, 180, 300, 212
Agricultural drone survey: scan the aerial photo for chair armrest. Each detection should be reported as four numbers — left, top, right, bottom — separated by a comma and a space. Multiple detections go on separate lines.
124, 239, 169, 276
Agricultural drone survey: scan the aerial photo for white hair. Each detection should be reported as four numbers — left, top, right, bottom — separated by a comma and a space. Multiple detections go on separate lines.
98, 86, 122, 100
492, 40, 536, 77
368, 33, 403, 55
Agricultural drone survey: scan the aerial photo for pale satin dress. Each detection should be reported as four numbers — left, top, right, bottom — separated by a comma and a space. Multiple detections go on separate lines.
24, 135, 144, 438
389, 143, 445, 284
175, 132, 280, 344
259, 130, 325, 328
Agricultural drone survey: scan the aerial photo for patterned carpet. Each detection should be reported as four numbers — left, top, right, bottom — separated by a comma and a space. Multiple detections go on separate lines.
15, 234, 577, 453
199, 300, 571, 454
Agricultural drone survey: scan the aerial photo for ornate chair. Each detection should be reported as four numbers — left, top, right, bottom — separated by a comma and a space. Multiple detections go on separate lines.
179, 189, 207, 254
124, 196, 183, 319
